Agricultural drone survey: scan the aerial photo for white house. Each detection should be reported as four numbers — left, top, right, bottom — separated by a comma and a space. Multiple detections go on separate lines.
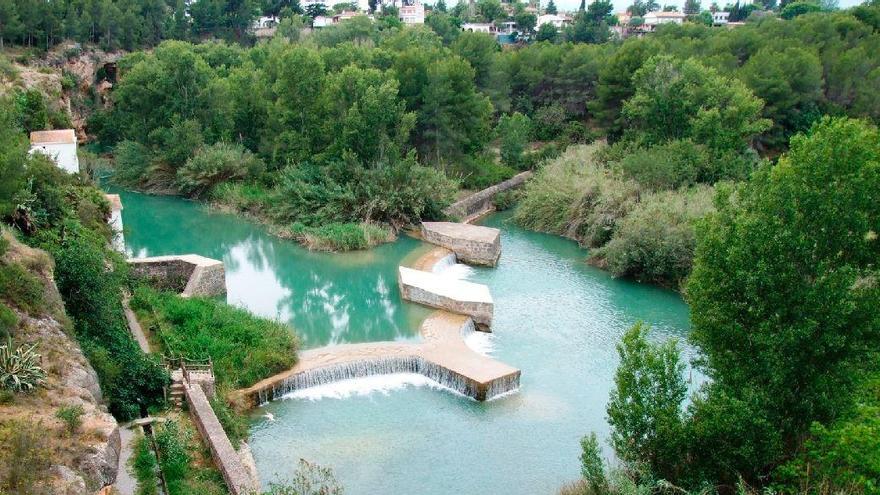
105, 194, 125, 253
536, 13, 570, 30
712, 11, 729, 25
29, 129, 79, 174
253, 15, 279, 29
313, 15, 333, 27
399, 0, 425, 24
643, 11, 686, 30
461, 22, 496, 33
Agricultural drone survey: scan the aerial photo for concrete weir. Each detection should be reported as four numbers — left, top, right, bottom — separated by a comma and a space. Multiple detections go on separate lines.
421, 221, 501, 266
398, 266, 493, 328
238, 312, 520, 404
127, 254, 226, 297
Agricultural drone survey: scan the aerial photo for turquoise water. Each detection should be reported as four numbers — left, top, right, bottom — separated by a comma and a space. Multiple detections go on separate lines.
118, 191, 694, 494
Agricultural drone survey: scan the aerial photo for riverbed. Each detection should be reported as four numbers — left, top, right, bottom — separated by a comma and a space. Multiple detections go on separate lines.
118, 191, 694, 495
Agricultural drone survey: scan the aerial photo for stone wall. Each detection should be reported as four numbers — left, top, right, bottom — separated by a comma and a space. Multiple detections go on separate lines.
184, 383, 258, 495
398, 266, 493, 327
421, 222, 501, 267
127, 255, 226, 297
444, 171, 532, 221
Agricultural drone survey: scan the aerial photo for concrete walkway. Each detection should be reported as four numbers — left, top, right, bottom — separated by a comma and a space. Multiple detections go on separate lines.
123, 298, 151, 354
113, 426, 138, 495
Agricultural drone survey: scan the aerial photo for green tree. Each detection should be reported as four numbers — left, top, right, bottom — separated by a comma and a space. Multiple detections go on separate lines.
686, 117, 880, 485
545, 0, 558, 14
0, 0, 23, 48
607, 322, 687, 481
452, 31, 499, 90
496, 112, 532, 168
683, 0, 701, 13
535, 22, 558, 41
622, 55, 770, 155
781, 0, 821, 18
477, 0, 505, 21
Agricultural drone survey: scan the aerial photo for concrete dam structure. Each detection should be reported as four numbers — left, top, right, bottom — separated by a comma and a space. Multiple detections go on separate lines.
127, 254, 226, 297
421, 222, 502, 266
398, 266, 494, 328
238, 312, 520, 404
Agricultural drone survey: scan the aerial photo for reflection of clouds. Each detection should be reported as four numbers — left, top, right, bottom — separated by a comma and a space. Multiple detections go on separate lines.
225, 242, 293, 323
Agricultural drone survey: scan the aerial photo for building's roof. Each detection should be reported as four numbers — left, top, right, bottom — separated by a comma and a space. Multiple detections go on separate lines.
105, 194, 123, 211
646, 11, 686, 18
30, 129, 76, 145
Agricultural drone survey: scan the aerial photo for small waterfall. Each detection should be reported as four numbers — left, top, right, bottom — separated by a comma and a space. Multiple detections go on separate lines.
254, 355, 520, 404
460, 318, 495, 356
486, 373, 521, 400
430, 252, 458, 273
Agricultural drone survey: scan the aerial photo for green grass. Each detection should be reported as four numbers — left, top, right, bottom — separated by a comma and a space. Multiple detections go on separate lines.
130, 286, 298, 389
0, 258, 45, 316
292, 222, 395, 252
131, 434, 159, 495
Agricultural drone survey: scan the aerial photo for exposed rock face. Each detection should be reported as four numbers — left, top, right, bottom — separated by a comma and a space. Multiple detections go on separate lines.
0, 235, 120, 494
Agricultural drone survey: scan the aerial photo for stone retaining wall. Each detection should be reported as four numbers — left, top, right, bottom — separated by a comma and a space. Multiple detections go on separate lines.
128, 254, 226, 297
185, 383, 258, 495
444, 171, 532, 221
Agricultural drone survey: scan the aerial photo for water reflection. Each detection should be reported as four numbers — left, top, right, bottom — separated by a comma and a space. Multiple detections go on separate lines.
115, 190, 431, 348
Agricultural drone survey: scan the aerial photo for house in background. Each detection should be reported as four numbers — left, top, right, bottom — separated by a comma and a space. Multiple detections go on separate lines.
712, 11, 729, 25
642, 11, 686, 31
399, 0, 425, 24
461, 22, 496, 33
105, 194, 125, 253
536, 13, 571, 30
29, 129, 79, 174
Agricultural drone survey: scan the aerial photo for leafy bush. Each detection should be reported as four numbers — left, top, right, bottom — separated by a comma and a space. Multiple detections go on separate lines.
131, 434, 159, 495
0, 261, 45, 315
292, 222, 395, 252
613, 140, 711, 191
113, 140, 155, 187
154, 420, 191, 495
514, 145, 640, 247
492, 190, 521, 211
593, 185, 715, 287
176, 142, 265, 198
0, 303, 16, 339
209, 182, 272, 216
457, 155, 517, 190
0, 338, 47, 392
496, 112, 532, 169
55, 404, 85, 435
130, 286, 298, 389
264, 460, 344, 495
533, 103, 568, 141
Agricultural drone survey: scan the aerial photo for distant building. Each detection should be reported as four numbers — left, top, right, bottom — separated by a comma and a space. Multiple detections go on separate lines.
399, 0, 425, 24
536, 13, 570, 29
105, 194, 125, 253
461, 22, 496, 33
643, 11, 686, 30
712, 11, 729, 25
29, 129, 79, 174
333, 10, 361, 22
253, 16, 279, 29
313, 15, 333, 27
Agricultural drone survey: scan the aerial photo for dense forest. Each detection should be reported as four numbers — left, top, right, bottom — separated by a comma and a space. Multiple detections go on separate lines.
2, 0, 880, 493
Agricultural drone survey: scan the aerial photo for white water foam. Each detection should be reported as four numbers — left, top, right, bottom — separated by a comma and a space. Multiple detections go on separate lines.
279, 372, 468, 401
431, 254, 476, 281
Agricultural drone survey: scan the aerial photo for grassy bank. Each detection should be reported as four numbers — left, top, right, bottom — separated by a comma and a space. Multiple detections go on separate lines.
129, 286, 298, 390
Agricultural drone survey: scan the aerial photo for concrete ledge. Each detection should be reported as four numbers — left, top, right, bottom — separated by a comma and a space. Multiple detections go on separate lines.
185, 383, 258, 495
237, 312, 520, 405
444, 171, 532, 222
127, 254, 226, 297
421, 222, 501, 267
398, 266, 493, 327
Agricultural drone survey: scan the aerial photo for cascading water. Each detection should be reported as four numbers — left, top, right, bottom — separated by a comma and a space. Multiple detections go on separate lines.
460, 318, 495, 356
257, 355, 520, 404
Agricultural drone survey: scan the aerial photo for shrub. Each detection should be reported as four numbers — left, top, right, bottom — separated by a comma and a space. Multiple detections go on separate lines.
131, 434, 159, 495
0, 260, 46, 315
154, 420, 191, 495
210, 394, 249, 448
264, 460, 344, 495
533, 103, 568, 141
492, 190, 520, 211
209, 182, 272, 216
113, 140, 155, 187
613, 140, 711, 191
514, 145, 640, 247
176, 142, 265, 198
292, 222, 395, 252
55, 404, 85, 435
0, 303, 18, 339
496, 112, 532, 169
458, 155, 517, 190
592, 185, 715, 287
0, 338, 47, 392
130, 286, 298, 389
0, 419, 52, 495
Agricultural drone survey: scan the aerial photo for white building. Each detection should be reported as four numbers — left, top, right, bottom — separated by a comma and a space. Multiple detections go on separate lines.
313, 15, 333, 27
105, 194, 125, 253
536, 14, 570, 29
29, 129, 79, 174
712, 11, 729, 25
461, 22, 496, 33
643, 11, 686, 29
399, 0, 425, 24
253, 16, 279, 28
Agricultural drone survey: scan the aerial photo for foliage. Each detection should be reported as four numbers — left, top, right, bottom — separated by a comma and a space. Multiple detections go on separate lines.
176, 142, 266, 198
606, 322, 687, 482
291, 222, 395, 252
781, 1, 822, 19
684, 117, 880, 486
0, 419, 52, 495
533, 103, 568, 141
456, 155, 517, 190
154, 420, 191, 495
0, 256, 46, 315
496, 112, 532, 169
0, 337, 47, 392
131, 434, 159, 495
264, 459, 344, 495
210, 394, 250, 448
130, 286, 298, 389
0, 303, 17, 339
612, 140, 711, 190
579, 433, 608, 495
55, 404, 85, 435
594, 186, 715, 287
623, 55, 770, 156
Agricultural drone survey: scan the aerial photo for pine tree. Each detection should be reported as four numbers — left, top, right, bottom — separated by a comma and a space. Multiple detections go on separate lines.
545, 0, 557, 14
